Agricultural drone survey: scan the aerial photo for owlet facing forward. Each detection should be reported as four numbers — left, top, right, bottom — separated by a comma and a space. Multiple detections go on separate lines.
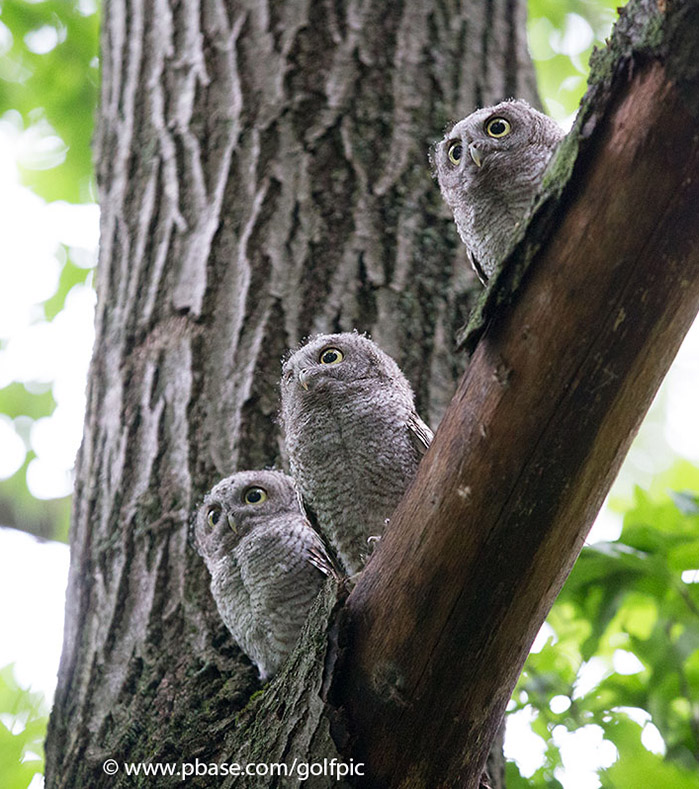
280, 332, 433, 576
194, 470, 334, 680
434, 99, 564, 283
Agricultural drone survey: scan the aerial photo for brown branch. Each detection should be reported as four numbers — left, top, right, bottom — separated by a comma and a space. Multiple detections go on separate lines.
333, 12, 699, 787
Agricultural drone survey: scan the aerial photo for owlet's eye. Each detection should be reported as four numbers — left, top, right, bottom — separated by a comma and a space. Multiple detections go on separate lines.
319, 347, 344, 365
207, 506, 221, 528
243, 486, 268, 505
447, 141, 462, 165
486, 117, 511, 138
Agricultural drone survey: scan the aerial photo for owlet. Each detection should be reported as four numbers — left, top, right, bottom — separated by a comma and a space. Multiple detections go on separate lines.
280, 332, 433, 576
194, 469, 334, 680
434, 99, 564, 283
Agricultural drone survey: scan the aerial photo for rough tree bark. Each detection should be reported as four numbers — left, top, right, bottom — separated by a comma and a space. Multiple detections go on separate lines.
45, 1, 538, 786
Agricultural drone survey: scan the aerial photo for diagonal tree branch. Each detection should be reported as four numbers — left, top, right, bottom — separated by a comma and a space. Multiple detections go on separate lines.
332, 2, 699, 785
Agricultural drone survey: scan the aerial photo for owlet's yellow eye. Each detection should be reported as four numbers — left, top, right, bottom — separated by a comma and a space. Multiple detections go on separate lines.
319, 347, 344, 365
207, 506, 221, 528
486, 117, 511, 138
243, 486, 267, 505
447, 141, 462, 165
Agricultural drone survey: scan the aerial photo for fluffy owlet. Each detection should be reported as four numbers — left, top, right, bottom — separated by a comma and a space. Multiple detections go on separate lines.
434, 99, 564, 283
280, 332, 433, 576
194, 469, 335, 680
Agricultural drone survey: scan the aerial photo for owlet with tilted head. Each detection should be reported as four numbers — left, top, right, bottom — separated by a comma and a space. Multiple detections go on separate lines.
280, 332, 433, 576
434, 99, 564, 283
194, 469, 335, 680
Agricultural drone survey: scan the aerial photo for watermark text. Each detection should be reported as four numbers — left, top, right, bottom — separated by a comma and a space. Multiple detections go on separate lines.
103, 757, 364, 781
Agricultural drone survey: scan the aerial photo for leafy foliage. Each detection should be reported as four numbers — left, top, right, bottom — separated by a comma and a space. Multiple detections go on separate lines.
0, 0, 97, 541
0, 665, 47, 789
528, 0, 622, 118
0, 0, 98, 202
509, 462, 699, 785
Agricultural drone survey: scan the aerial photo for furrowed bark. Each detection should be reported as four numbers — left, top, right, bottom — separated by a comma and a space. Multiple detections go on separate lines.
333, 1, 699, 785
45, 0, 537, 785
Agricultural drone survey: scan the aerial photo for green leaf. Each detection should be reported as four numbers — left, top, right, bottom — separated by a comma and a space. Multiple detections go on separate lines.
0, 664, 48, 789
0, 457, 71, 541
601, 717, 699, 788
0, 383, 55, 421
42, 255, 93, 320
527, 0, 622, 118
0, 0, 99, 203
667, 540, 699, 572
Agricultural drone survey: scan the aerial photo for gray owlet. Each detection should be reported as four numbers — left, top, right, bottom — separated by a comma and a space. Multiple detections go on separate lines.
434, 99, 564, 283
280, 332, 433, 576
194, 469, 334, 680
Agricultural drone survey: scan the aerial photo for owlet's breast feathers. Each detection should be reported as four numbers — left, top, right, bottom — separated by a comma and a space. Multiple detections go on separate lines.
280, 332, 432, 576
434, 98, 564, 283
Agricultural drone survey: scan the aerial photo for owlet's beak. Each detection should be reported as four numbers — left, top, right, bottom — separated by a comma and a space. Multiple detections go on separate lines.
468, 143, 483, 168
227, 515, 237, 534
298, 368, 311, 391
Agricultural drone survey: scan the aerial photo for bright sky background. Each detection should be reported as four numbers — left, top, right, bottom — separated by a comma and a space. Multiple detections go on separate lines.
0, 91, 698, 787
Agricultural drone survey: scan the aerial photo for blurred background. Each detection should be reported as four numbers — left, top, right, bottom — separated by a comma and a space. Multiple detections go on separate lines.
0, 0, 697, 787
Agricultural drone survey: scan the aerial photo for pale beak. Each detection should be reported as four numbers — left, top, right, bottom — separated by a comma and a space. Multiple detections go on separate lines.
468, 143, 483, 168
298, 368, 310, 391
227, 515, 237, 534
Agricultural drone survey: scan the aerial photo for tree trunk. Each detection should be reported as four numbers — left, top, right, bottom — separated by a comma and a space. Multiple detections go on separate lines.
45, 0, 538, 786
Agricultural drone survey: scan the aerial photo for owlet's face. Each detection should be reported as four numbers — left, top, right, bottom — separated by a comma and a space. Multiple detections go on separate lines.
281, 332, 406, 398
433, 99, 564, 281
194, 470, 301, 563
434, 99, 563, 204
